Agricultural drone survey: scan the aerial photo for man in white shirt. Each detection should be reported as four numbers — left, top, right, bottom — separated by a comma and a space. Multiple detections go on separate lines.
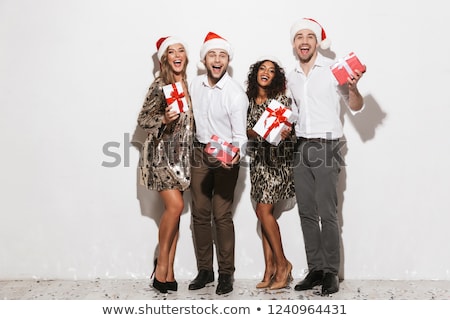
188, 32, 249, 295
287, 18, 365, 295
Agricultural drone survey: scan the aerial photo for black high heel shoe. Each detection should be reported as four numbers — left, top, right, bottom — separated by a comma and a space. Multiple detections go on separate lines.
152, 277, 167, 294
151, 258, 157, 278
151, 258, 176, 292
166, 280, 178, 291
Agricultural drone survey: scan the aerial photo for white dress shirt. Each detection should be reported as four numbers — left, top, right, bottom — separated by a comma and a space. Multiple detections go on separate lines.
190, 72, 249, 156
287, 53, 358, 140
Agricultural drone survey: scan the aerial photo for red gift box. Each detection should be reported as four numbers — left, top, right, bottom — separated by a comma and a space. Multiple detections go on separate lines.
162, 82, 188, 113
204, 135, 239, 164
253, 100, 295, 145
330, 52, 366, 85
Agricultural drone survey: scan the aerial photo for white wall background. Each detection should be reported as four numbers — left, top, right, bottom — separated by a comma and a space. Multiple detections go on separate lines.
1, 0, 450, 281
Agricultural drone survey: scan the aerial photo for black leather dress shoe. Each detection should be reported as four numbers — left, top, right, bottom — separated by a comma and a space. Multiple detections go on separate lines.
188, 270, 214, 290
321, 273, 339, 295
294, 270, 324, 291
216, 274, 233, 295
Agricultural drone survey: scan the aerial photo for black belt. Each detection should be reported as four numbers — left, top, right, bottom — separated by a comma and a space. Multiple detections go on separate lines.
194, 139, 207, 148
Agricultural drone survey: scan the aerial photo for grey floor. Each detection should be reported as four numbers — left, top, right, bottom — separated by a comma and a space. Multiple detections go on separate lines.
1, 279, 449, 300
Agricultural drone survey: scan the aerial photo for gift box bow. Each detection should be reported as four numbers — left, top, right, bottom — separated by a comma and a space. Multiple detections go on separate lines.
331, 52, 366, 85
207, 135, 237, 156
205, 135, 238, 163
166, 83, 185, 113
262, 106, 292, 139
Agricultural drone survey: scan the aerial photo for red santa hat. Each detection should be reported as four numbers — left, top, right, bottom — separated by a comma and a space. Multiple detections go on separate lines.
156, 36, 188, 61
290, 18, 331, 50
199, 32, 234, 61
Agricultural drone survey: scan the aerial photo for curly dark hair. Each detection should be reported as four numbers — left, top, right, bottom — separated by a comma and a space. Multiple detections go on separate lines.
245, 59, 286, 100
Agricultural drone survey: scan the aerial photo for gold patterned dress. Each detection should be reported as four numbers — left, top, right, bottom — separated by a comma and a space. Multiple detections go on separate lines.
138, 78, 193, 191
246, 94, 296, 204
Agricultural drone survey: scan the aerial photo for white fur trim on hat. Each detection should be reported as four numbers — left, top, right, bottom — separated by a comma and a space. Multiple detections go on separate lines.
156, 36, 188, 61
257, 55, 283, 68
197, 61, 206, 71
290, 18, 331, 50
199, 32, 234, 61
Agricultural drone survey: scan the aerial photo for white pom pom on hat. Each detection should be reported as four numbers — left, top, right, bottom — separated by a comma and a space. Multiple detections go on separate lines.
156, 36, 188, 62
290, 18, 331, 50
198, 31, 233, 70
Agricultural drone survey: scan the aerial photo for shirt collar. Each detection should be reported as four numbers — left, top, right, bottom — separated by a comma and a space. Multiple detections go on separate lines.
201, 71, 230, 89
295, 52, 326, 73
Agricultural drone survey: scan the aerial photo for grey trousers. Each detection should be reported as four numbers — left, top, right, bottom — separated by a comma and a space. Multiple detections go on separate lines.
190, 145, 240, 275
293, 139, 343, 274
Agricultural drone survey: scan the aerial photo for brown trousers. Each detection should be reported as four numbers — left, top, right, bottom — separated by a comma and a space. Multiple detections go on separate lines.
190, 145, 240, 275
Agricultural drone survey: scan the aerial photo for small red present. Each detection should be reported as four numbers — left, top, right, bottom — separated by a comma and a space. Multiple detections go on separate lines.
330, 52, 366, 85
204, 135, 239, 164
162, 82, 188, 113
253, 100, 295, 145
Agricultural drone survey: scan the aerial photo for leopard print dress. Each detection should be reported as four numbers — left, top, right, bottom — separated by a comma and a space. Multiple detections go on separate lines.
246, 94, 296, 204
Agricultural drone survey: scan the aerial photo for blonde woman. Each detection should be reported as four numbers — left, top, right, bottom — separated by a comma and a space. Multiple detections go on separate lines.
137, 36, 193, 294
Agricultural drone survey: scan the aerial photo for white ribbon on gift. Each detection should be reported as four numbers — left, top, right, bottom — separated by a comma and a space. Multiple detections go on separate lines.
208, 143, 235, 157
335, 54, 354, 76
208, 137, 236, 158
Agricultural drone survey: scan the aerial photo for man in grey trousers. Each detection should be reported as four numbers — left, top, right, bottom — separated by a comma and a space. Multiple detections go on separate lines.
287, 17, 366, 295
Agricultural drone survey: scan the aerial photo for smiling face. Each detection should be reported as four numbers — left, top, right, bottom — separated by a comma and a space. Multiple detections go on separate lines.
203, 49, 229, 85
293, 29, 319, 63
257, 60, 276, 88
166, 43, 187, 76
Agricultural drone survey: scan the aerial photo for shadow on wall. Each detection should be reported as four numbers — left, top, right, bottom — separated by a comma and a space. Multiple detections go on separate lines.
338, 93, 386, 279
315, 45, 387, 143
346, 94, 387, 142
